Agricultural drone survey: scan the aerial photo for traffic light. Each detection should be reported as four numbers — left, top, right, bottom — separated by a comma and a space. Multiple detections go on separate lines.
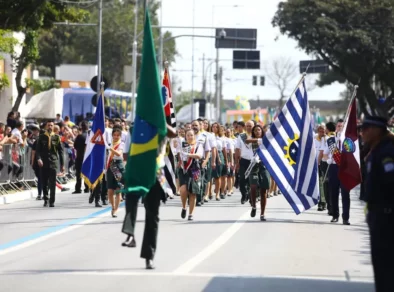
260, 76, 265, 86
252, 76, 257, 86
214, 74, 217, 81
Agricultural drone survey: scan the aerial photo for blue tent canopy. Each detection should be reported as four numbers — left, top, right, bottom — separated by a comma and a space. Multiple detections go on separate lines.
62, 88, 132, 122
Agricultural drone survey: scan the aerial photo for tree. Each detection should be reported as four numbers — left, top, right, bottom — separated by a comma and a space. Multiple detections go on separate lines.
36, 1, 177, 91
0, 0, 88, 112
26, 78, 60, 95
0, 29, 17, 91
272, 0, 394, 117
0, 29, 17, 58
264, 57, 297, 107
175, 90, 201, 112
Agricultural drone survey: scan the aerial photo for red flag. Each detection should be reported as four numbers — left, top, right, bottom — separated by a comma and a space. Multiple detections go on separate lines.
162, 68, 172, 117
338, 98, 362, 191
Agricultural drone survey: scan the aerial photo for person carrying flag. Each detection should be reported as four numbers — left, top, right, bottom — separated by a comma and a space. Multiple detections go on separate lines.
120, 6, 177, 270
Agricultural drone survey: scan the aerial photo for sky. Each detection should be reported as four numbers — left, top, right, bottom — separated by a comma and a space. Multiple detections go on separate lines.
159, 0, 346, 101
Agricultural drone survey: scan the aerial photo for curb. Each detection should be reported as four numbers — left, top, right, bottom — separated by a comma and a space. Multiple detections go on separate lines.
0, 181, 76, 206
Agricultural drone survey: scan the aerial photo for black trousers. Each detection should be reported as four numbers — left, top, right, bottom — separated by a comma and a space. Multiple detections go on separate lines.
141, 180, 162, 260
368, 209, 394, 292
328, 164, 350, 221
75, 159, 88, 192
121, 193, 140, 236
41, 167, 57, 204
92, 178, 107, 203
198, 167, 206, 203
319, 162, 330, 210
239, 158, 251, 200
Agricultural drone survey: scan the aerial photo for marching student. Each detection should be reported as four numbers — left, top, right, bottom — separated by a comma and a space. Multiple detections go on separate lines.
179, 129, 204, 221
106, 126, 125, 218
315, 125, 328, 211
246, 124, 270, 221
322, 120, 351, 225
224, 128, 235, 196
235, 121, 254, 204
211, 123, 228, 200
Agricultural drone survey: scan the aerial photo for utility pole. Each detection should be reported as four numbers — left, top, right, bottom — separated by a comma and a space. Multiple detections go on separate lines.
130, 0, 139, 122
219, 66, 223, 123
202, 53, 206, 100
158, 0, 164, 74
97, 0, 103, 94
191, 0, 196, 121
215, 48, 220, 122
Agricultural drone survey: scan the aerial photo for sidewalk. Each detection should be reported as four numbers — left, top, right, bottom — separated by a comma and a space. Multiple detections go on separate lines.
0, 181, 75, 206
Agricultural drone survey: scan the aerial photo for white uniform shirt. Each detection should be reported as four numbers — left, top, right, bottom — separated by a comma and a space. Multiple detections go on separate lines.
314, 135, 326, 160
104, 127, 113, 146
180, 141, 204, 162
235, 133, 254, 160
196, 132, 211, 158
124, 132, 131, 154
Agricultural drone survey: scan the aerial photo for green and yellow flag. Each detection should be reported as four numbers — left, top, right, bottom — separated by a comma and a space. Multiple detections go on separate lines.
124, 7, 167, 196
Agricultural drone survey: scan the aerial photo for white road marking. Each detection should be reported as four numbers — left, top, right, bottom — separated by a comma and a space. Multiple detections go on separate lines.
0, 211, 110, 256
173, 210, 251, 274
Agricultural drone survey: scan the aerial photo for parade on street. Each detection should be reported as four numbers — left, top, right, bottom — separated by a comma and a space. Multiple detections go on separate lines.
1, 0, 394, 291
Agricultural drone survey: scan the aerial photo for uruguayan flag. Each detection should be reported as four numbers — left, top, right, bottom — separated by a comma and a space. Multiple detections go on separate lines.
257, 79, 319, 214
81, 91, 106, 189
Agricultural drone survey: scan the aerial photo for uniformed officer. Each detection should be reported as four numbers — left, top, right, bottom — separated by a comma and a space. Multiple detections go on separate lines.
35, 121, 64, 207
360, 116, 394, 292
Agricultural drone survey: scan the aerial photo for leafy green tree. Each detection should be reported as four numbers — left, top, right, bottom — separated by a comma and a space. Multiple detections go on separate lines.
175, 90, 201, 112
0, 29, 17, 58
273, 0, 394, 116
0, 0, 87, 112
36, 0, 177, 91
26, 78, 60, 95
0, 29, 16, 91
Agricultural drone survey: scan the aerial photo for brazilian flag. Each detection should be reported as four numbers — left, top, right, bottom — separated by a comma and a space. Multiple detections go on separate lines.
124, 7, 167, 196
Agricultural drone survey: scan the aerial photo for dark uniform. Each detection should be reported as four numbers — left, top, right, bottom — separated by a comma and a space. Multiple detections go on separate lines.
365, 130, 394, 292
35, 131, 64, 206
73, 130, 88, 193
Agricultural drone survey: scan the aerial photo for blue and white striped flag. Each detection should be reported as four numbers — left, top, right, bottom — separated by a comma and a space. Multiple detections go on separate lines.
257, 79, 319, 214
82, 90, 106, 190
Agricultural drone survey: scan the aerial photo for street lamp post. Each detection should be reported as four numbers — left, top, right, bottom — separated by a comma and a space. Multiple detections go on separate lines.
130, 0, 139, 122
97, 0, 103, 94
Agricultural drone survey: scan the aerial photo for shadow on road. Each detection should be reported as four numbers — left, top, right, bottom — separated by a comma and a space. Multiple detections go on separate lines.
202, 276, 374, 292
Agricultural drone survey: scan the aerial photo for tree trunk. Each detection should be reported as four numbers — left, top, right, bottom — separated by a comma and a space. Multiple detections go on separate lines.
12, 45, 28, 112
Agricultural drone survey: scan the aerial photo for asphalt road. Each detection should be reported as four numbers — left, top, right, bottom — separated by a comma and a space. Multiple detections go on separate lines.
0, 187, 374, 292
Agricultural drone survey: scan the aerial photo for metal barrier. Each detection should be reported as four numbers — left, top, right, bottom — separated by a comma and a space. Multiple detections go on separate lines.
0, 143, 74, 195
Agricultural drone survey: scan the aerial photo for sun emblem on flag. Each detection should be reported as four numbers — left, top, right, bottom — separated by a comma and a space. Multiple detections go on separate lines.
283, 133, 299, 165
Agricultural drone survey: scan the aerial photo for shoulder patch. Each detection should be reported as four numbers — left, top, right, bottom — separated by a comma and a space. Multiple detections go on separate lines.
382, 157, 394, 173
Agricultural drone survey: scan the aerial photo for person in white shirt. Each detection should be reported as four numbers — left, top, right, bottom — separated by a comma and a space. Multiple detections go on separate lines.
179, 128, 204, 221
314, 125, 327, 211
201, 118, 217, 203
192, 120, 212, 206
321, 120, 351, 225
224, 128, 235, 196
235, 121, 254, 204
11, 121, 26, 146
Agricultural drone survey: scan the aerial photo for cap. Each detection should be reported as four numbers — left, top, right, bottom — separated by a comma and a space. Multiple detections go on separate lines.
359, 116, 388, 130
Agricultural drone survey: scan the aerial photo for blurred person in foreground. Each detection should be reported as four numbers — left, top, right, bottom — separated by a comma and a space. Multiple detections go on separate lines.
360, 116, 394, 292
